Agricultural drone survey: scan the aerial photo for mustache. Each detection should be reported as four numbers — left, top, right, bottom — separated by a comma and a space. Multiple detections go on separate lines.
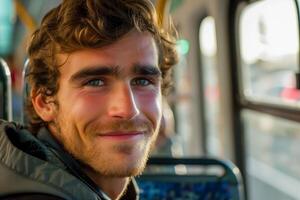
84, 118, 153, 135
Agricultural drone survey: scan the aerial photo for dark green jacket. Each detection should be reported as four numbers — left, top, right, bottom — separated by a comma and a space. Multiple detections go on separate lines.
0, 120, 139, 200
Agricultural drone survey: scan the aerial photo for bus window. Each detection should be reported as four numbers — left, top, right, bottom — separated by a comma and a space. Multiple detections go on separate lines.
171, 38, 202, 157
237, 0, 300, 199
243, 110, 300, 200
239, 0, 299, 106
0, 0, 15, 56
199, 16, 223, 157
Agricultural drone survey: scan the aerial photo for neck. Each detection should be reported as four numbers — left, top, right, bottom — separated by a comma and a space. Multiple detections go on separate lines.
84, 168, 130, 200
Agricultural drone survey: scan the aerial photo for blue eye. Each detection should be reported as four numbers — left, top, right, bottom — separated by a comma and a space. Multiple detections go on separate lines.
132, 78, 151, 86
86, 79, 104, 86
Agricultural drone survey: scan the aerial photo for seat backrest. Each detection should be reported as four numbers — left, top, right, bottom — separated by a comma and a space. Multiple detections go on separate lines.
136, 157, 245, 200
0, 58, 12, 121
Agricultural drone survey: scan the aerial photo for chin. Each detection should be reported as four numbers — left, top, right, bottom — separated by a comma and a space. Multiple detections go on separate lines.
95, 161, 147, 177
115, 154, 150, 176
97, 150, 150, 177
80, 138, 155, 177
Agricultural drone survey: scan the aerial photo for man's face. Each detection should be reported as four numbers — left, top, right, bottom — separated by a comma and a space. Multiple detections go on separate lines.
49, 30, 162, 177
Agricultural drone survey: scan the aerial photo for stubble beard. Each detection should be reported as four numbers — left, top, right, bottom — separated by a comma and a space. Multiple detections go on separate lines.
50, 110, 159, 178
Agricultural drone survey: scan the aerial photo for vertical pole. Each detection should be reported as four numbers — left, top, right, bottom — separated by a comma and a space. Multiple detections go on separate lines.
21, 59, 30, 124
0, 58, 12, 121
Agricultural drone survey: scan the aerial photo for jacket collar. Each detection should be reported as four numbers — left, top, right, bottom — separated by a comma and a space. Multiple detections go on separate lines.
0, 120, 101, 200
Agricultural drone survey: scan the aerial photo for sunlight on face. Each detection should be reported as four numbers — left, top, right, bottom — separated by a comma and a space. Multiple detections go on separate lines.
50, 30, 162, 177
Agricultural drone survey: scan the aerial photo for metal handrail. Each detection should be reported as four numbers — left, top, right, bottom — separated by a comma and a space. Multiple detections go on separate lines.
21, 59, 29, 124
0, 58, 12, 121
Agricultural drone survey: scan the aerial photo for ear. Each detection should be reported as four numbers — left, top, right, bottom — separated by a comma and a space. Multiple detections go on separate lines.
31, 92, 56, 122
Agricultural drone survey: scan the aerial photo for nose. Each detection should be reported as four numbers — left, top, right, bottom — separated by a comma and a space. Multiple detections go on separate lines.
107, 83, 140, 119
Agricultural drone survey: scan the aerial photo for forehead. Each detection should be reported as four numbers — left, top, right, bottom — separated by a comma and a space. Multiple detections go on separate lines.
57, 30, 159, 76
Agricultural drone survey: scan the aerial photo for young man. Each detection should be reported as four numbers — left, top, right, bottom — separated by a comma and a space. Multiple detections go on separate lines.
0, 0, 177, 199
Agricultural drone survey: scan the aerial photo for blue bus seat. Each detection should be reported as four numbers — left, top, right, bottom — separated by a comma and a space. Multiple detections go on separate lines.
136, 157, 245, 200
0, 58, 12, 121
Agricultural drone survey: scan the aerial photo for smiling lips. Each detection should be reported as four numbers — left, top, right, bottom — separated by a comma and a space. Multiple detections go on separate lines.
97, 131, 144, 140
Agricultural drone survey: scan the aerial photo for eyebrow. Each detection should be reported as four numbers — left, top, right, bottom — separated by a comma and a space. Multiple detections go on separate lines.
70, 64, 161, 83
69, 65, 119, 83
133, 64, 162, 76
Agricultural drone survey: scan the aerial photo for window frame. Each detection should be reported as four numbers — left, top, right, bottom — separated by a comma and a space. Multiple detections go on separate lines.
234, 0, 300, 123
198, 15, 223, 156
229, 0, 300, 198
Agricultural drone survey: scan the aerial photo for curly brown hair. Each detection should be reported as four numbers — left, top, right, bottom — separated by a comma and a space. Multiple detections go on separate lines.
26, 0, 178, 133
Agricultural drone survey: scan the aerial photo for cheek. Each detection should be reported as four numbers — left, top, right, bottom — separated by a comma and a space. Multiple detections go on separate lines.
62, 92, 108, 123
137, 92, 162, 129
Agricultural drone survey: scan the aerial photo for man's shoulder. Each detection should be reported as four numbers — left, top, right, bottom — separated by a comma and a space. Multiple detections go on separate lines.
0, 119, 22, 131
0, 120, 103, 200
0, 120, 30, 143
0, 120, 50, 161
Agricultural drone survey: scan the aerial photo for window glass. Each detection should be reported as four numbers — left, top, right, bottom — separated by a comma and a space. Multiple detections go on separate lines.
0, 0, 15, 56
199, 16, 223, 157
243, 109, 300, 200
239, 0, 300, 106
172, 39, 198, 157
